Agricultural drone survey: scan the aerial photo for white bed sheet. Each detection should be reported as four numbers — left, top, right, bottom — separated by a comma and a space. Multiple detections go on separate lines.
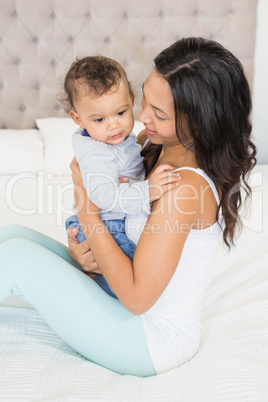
0, 165, 268, 400
0, 290, 267, 400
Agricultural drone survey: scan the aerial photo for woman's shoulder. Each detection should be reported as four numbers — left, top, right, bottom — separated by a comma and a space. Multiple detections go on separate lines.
174, 167, 219, 204
173, 167, 216, 190
154, 167, 219, 227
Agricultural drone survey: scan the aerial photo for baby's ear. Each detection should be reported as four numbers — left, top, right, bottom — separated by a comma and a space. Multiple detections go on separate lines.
69, 110, 84, 128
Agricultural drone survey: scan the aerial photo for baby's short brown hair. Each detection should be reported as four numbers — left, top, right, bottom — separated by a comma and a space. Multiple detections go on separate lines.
61, 56, 134, 113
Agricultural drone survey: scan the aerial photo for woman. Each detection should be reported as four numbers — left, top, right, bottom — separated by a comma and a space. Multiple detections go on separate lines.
0, 37, 256, 377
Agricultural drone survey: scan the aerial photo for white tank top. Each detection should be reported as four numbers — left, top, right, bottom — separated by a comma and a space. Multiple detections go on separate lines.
125, 167, 222, 374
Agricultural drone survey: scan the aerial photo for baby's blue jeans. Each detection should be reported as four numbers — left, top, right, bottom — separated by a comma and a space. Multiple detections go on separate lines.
65, 215, 136, 298
0, 225, 156, 377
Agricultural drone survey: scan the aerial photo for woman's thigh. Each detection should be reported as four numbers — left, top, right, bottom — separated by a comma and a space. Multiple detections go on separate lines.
0, 224, 81, 269
0, 231, 156, 377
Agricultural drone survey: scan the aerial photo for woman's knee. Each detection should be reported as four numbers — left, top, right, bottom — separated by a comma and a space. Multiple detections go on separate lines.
2, 237, 34, 251
1, 224, 29, 239
3, 224, 26, 230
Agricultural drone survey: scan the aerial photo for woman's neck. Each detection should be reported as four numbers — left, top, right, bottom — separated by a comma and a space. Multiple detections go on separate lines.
158, 143, 199, 169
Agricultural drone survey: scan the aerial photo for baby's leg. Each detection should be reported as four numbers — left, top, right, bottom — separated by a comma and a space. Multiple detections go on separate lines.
94, 219, 137, 298
65, 215, 86, 243
66, 216, 118, 297
0, 235, 156, 377
104, 219, 136, 259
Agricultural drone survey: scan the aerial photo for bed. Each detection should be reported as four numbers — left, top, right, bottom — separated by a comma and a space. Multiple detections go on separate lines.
1, 1, 268, 400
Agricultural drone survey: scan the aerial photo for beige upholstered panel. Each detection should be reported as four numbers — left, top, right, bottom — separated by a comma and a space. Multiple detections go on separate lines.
0, 0, 258, 129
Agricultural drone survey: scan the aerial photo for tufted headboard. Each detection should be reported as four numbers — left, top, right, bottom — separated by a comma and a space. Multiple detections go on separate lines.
0, 0, 258, 129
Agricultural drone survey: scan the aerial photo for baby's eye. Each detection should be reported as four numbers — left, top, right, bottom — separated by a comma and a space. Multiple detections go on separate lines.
117, 110, 126, 116
95, 118, 104, 123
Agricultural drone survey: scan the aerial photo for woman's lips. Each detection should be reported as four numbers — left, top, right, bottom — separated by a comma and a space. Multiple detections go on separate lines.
145, 127, 157, 136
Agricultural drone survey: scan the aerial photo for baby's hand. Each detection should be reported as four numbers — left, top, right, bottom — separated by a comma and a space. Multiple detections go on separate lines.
119, 176, 129, 183
149, 164, 181, 202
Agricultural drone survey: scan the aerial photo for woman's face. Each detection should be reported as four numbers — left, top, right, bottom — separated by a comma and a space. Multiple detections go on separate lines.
138, 70, 178, 146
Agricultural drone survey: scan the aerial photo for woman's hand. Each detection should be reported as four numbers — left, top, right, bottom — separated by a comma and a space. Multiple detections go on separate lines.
69, 159, 129, 274
70, 156, 101, 219
67, 227, 101, 275
69, 157, 101, 275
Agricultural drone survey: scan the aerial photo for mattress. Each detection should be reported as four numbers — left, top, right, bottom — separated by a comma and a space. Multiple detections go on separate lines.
0, 165, 268, 401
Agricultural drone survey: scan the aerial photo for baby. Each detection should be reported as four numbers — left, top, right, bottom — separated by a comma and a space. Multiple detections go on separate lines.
63, 56, 180, 297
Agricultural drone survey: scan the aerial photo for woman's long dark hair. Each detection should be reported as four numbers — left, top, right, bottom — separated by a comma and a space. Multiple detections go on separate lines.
142, 37, 257, 248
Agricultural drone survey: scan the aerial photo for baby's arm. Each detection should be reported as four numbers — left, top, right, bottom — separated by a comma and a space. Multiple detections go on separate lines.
119, 166, 182, 203
73, 130, 181, 214
72, 131, 149, 214
78, 161, 181, 214
148, 165, 181, 203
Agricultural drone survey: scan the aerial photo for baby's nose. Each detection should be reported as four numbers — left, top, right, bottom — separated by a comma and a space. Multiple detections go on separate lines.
108, 120, 120, 130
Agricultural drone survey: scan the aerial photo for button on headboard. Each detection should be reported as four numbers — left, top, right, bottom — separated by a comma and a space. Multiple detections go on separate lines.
0, 0, 258, 129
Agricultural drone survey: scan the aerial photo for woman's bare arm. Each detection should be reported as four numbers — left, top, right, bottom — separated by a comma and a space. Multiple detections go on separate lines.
70, 157, 218, 313
76, 184, 199, 314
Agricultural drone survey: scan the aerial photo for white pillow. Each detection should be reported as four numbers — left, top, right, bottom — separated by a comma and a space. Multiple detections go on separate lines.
36, 117, 145, 176
36, 117, 77, 176
133, 120, 145, 136
0, 129, 44, 174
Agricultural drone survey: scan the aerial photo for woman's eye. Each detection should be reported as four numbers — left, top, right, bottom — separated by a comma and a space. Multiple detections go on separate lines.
117, 110, 125, 116
155, 113, 165, 121
95, 118, 103, 123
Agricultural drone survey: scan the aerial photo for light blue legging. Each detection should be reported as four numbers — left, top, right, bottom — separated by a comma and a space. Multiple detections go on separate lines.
0, 225, 156, 377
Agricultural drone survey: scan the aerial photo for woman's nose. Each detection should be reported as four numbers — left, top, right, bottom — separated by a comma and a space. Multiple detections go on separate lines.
137, 109, 152, 125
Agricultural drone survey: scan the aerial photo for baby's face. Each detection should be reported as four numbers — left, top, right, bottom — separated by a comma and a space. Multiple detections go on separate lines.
71, 80, 134, 145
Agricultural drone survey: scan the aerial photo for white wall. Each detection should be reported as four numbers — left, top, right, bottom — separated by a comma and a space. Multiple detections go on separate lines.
253, 0, 268, 163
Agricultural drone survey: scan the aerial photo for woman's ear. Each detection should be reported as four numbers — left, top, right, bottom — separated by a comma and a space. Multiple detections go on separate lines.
69, 110, 84, 129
